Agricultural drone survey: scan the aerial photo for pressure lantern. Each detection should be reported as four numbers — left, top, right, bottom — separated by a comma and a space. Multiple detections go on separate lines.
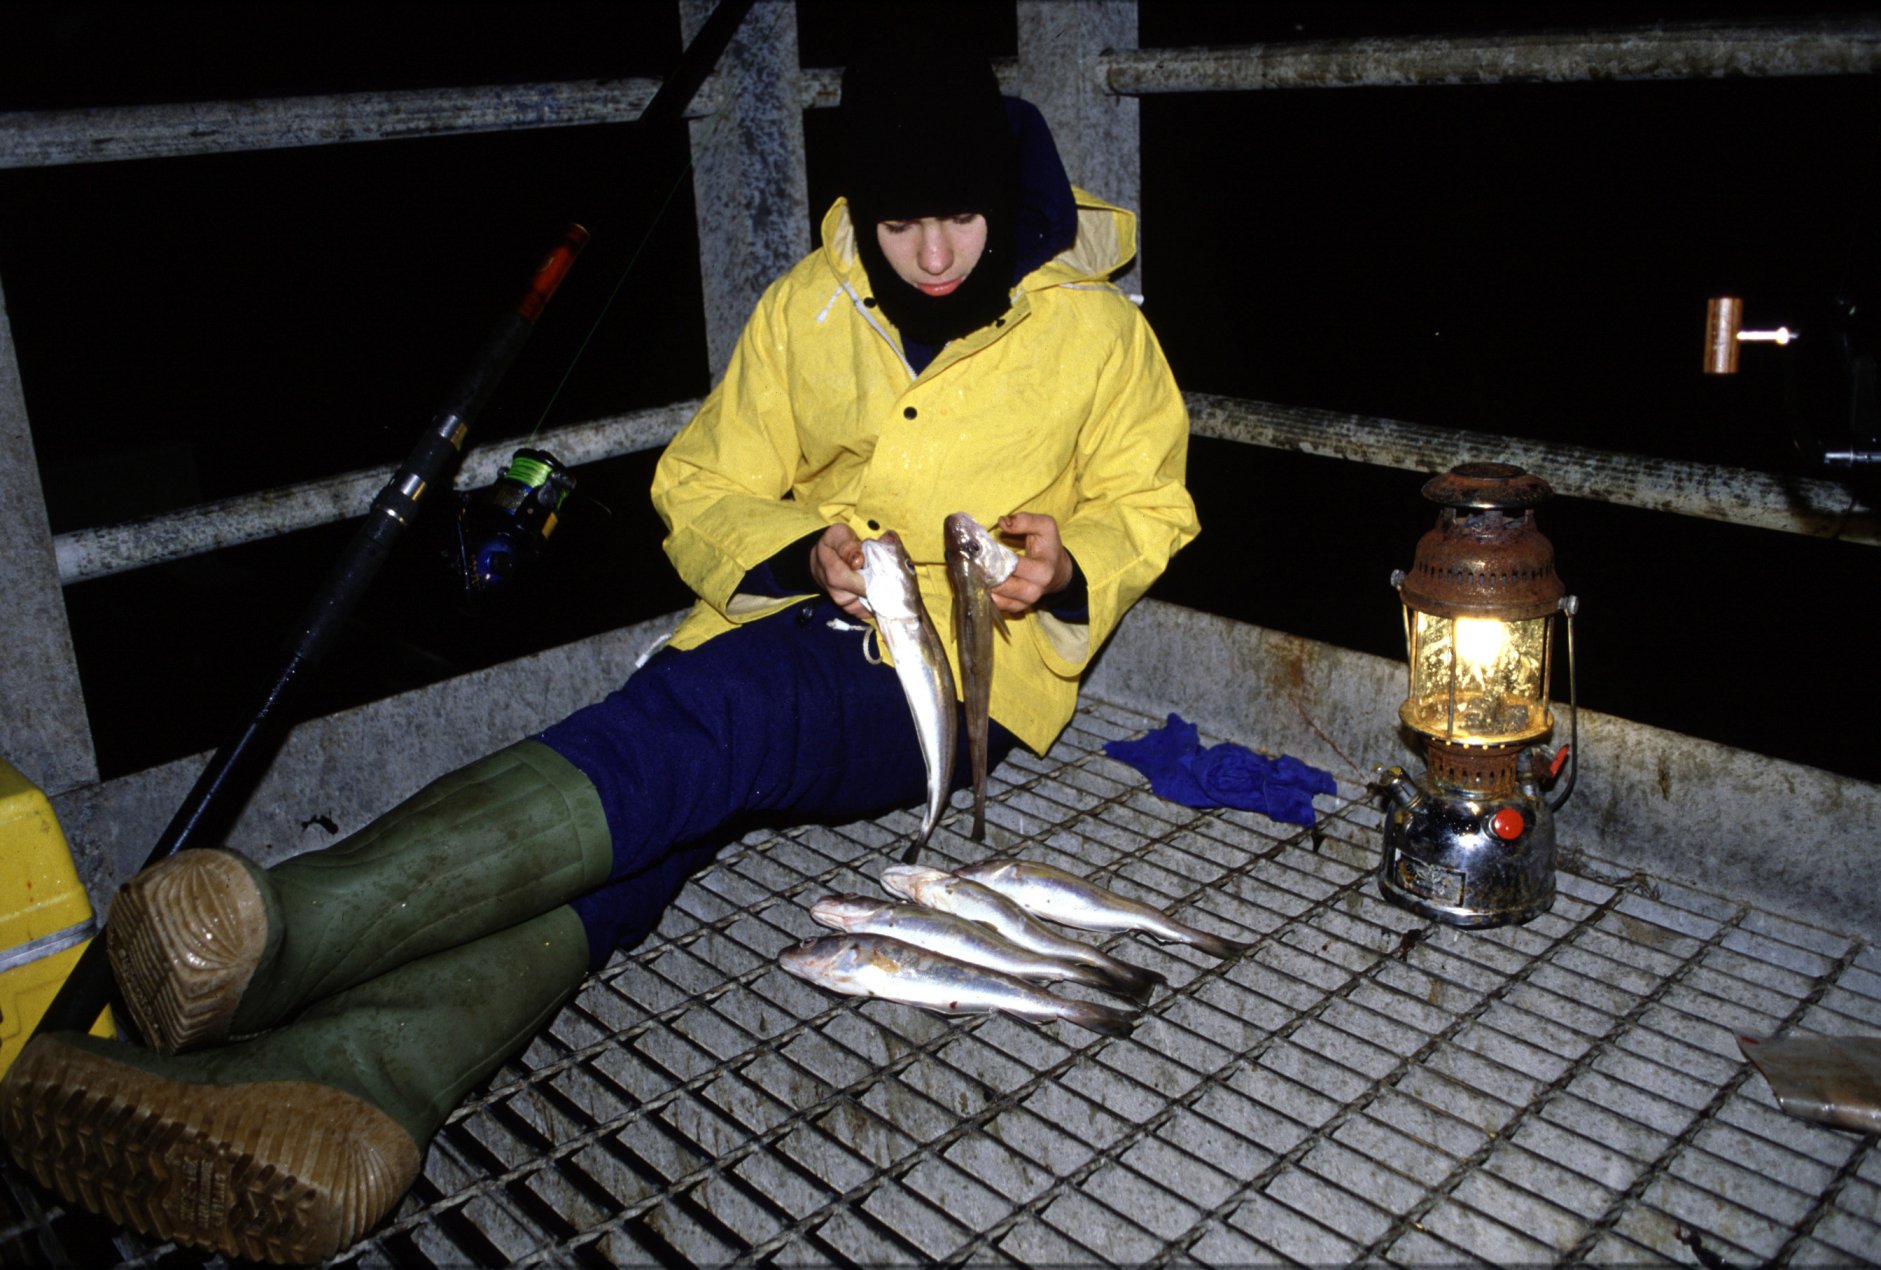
1376, 462, 1580, 927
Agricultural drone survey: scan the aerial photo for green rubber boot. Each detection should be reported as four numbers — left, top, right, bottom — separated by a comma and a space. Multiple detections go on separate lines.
107, 740, 612, 1055
3, 904, 589, 1265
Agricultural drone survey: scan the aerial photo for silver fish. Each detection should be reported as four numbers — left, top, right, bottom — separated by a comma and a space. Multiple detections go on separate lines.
881, 864, 1161, 1003
861, 531, 956, 863
955, 858, 1251, 960
779, 933, 1135, 1037
943, 512, 1017, 842
810, 893, 1132, 996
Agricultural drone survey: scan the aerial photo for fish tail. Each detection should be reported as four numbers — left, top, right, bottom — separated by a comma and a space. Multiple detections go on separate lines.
900, 814, 940, 864
1099, 958, 1165, 1005
1188, 930, 1253, 960
1062, 999, 1137, 1037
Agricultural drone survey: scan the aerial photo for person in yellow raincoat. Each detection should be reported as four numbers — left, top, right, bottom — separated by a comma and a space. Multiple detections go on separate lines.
1, 53, 1198, 1265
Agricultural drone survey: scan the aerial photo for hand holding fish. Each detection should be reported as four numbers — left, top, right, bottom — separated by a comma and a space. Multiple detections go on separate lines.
810, 523, 870, 618
992, 513, 1074, 616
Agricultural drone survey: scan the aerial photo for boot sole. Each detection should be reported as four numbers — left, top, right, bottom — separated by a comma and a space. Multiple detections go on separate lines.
108, 849, 267, 1054
1, 1034, 419, 1265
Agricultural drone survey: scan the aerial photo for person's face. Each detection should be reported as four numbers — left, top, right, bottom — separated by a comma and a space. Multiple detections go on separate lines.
874, 213, 987, 295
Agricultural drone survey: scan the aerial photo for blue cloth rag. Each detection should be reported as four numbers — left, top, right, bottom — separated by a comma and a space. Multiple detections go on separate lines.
1104, 713, 1337, 826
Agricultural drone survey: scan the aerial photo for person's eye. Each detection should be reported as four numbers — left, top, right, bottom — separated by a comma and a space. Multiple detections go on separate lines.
951, 213, 980, 226
881, 221, 911, 234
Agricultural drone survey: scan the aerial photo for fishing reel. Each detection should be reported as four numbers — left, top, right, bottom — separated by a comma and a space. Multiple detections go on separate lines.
453, 448, 577, 605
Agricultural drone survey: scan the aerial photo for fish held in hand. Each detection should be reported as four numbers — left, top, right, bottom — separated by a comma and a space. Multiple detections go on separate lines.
880, 865, 1161, 1003
810, 893, 1131, 996
944, 512, 1017, 842
956, 858, 1251, 960
780, 934, 1135, 1036
860, 532, 957, 863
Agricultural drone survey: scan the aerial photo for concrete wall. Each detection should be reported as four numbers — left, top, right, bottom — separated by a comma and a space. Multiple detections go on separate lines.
1085, 598, 1881, 943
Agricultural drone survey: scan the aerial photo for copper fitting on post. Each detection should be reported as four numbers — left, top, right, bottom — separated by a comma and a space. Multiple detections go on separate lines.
1705, 296, 1742, 375
1704, 296, 1797, 375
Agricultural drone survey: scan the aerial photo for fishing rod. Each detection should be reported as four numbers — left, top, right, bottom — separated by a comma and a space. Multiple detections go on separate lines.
34, 0, 759, 1040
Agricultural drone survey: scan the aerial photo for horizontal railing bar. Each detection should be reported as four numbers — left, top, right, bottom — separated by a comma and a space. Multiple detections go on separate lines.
1186, 393, 1877, 545
52, 391, 1874, 585
8, 17, 1875, 172
1103, 19, 1881, 93
0, 77, 670, 171
52, 401, 697, 584
0, 65, 850, 172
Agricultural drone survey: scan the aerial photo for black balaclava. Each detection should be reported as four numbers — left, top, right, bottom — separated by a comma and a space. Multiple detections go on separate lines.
840, 54, 1018, 346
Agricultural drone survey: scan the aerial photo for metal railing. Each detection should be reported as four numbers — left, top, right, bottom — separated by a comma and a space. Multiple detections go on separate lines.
8, 19, 1878, 169
48, 391, 1878, 588
1104, 18, 1881, 93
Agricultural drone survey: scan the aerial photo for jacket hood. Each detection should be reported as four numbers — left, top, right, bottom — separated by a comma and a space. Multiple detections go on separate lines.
821, 187, 1138, 300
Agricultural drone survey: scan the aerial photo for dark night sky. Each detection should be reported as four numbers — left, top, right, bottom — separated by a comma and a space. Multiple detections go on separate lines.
3, 3, 1877, 782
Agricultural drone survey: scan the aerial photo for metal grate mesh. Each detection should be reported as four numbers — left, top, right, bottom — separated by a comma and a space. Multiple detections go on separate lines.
6, 696, 1878, 1267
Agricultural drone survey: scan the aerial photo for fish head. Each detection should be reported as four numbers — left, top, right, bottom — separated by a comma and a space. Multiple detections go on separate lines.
809, 893, 893, 931
777, 935, 837, 981
942, 513, 978, 565
880, 863, 950, 902
860, 532, 921, 621
778, 934, 871, 982
942, 511, 1018, 586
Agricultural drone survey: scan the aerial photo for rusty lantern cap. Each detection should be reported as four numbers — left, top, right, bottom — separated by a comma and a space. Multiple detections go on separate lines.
1420, 461, 1554, 510
1400, 463, 1565, 620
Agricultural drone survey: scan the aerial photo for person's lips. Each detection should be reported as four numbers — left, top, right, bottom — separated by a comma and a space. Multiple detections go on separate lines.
917, 278, 963, 297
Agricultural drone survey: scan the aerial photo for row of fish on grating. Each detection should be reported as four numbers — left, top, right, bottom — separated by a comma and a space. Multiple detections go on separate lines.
781, 858, 1252, 1036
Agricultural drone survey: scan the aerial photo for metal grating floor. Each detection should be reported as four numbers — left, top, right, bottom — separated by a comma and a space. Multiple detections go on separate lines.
6, 695, 1879, 1267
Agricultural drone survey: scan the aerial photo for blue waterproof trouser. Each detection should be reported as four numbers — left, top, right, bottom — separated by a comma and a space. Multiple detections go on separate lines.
537, 598, 1017, 967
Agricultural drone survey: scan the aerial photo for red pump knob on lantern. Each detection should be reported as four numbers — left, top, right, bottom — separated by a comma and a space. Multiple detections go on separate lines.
1489, 809, 1526, 841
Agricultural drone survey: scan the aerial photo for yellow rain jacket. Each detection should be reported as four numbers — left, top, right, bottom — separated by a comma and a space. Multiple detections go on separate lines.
652, 190, 1200, 753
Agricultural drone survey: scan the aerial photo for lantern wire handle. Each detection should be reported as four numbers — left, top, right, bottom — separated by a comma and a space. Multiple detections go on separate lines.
1549, 597, 1580, 811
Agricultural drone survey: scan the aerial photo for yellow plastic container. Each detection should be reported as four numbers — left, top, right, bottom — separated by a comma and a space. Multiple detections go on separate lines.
1, 757, 113, 1079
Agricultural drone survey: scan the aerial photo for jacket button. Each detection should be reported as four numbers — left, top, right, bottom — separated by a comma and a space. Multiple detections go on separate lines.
863, 296, 878, 308
796, 602, 818, 624
903, 406, 918, 420
867, 519, 880, 530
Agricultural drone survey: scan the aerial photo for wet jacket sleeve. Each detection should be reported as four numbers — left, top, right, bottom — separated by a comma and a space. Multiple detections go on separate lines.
650, 290, 830, 620
1035, 303, 1198, 674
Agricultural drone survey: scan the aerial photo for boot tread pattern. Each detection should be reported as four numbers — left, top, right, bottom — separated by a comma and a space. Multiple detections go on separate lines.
107, 849, 266, 1055
1, 1035, 418, 1264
